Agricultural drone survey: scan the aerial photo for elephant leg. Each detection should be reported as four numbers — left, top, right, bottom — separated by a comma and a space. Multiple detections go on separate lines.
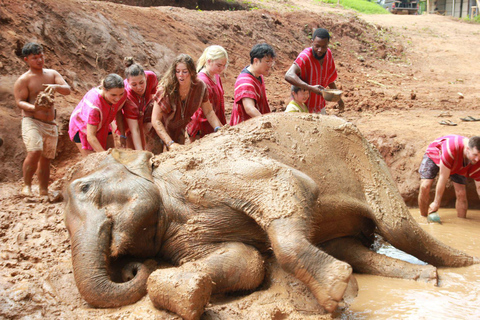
147, 242, 264, 320
267, 218, 358, 313
320, 237, 438, 285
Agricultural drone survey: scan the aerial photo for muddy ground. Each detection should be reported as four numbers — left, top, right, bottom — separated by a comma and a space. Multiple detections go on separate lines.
1, 0, 480, 318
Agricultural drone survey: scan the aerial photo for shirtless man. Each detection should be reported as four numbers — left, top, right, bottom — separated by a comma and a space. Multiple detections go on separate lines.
13, 42, 71, 196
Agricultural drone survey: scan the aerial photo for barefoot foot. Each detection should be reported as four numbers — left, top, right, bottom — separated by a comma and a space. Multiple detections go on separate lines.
21, 185, 33, 197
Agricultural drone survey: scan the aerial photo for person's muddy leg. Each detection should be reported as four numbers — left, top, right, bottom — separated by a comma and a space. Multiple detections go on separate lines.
267, 217, 357, 313
147, 242, 264, 320
321, 237, 438, 285
22, 150, 42, 196
453, 182, 468, 218
418, 179, 434, 217
38, 155, 51, 196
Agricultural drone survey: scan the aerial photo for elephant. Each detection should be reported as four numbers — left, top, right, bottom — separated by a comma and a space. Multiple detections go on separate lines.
64, 113, 478, 319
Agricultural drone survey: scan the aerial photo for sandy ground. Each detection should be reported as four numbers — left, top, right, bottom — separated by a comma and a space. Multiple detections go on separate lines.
1, 0, 480, 318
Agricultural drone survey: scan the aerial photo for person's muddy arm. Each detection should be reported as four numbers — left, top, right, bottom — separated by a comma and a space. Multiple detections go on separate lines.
115, 111, 127, 148
44, 70, 71, 96
151, 100, 177, 150
13, 77, 35, 112
126, 118, 143, 150
201, 100, 222, 131
285, 63, 323, 95
475, 180, 480, 199
242, 98, 262, 118
429, 162, 450, 213
86, 124, 105, 152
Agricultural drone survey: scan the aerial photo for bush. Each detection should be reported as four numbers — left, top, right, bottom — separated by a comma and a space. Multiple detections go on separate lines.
314, 0, 389, 14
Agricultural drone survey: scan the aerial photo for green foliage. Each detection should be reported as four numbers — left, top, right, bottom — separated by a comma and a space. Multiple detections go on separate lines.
313, 0, 389, 14
461, 15, 480, 23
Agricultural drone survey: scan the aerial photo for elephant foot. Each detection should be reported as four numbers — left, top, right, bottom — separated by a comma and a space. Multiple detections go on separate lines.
416, 265, 438, 285
147, 268, 213, 320
311, 260, 357, 313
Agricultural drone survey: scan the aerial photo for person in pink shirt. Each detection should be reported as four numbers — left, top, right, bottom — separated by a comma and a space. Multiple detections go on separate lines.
187, 45, 228, 141
418, 135, 480, 218
229, 43, 275, 126
122, 57, 158, 150
69, 74, 127, 156
285, 28, 344, 114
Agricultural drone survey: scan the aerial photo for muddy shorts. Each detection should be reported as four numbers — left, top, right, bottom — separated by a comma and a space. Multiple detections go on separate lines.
419, 154, 467, 185
22, 117, 58, 159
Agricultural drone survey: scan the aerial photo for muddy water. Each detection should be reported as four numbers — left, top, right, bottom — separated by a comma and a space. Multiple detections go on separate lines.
346, 209, 480, 319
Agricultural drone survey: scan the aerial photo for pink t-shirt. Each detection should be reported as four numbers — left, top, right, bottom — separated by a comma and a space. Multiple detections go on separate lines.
69, 87, 127, 150
426, 135, 480, 181
294, 47, 338, 113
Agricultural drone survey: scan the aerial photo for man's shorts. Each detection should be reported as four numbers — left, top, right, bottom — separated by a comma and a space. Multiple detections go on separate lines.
22, 117, 58, 159
419, 154, 467, 185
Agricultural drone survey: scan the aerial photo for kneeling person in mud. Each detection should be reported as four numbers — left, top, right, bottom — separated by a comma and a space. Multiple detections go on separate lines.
13, 42, 71, 196
418, 135, 480, 219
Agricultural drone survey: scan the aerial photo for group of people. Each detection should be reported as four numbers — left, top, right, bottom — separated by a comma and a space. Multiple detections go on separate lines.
13, 28, 480, 220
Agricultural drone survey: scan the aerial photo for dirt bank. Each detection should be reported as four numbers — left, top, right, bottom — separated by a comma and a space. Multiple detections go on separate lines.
1, 0, 480, 318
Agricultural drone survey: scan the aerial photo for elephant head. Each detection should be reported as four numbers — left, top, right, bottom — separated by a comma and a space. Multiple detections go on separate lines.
64, 149, 164, 307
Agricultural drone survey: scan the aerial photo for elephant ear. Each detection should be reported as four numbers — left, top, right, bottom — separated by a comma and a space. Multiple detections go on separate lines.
109, 149, 154, 182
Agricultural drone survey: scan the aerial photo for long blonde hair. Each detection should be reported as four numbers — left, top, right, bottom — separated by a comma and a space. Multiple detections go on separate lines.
196, 45, 229, 73
159, 54, 197, 101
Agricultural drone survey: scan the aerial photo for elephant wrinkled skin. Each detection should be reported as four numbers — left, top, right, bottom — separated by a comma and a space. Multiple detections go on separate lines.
64, 113, 478, 319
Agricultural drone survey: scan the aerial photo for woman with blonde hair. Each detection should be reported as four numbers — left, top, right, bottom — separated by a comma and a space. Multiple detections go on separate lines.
187, 45, 228, 141
151, 54, 223, 152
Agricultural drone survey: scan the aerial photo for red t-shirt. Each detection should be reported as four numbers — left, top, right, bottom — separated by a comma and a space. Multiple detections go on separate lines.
294, 47, 338, 113
426, 135, 480, 180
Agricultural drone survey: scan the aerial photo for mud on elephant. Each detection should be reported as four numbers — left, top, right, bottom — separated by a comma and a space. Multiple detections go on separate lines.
64, 114, 478, 319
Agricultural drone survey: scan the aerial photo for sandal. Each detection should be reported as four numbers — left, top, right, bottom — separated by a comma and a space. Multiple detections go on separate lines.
439, 120, 457, 126
460, 116, 480, 122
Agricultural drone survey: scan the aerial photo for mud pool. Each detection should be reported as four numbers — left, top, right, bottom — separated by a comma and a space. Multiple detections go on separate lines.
348, 209, 480, 319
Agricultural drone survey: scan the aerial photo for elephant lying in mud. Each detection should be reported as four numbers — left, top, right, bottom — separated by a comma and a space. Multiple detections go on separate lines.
64, 114, 478, 319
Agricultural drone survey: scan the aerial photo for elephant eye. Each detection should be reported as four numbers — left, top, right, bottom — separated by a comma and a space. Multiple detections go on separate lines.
80, 183, 90, 193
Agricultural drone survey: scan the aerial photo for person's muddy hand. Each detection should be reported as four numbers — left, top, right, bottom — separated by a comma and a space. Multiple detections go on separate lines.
311, 85, 324, 95
42, 84, 58, 94
428, 202, 439, 214
337, 99, 345, 113
119, 135, 127, 148
168, 142, 182, 152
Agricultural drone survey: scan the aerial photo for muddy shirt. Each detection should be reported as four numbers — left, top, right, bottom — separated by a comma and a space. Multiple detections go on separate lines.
229, 67, 270, 126
69, 87, 127, 150
155, 80, 209, 144
294, 47, 338, 113
187, 72, 226, 137
123, 70, 158, 122
426, 135, 480, 181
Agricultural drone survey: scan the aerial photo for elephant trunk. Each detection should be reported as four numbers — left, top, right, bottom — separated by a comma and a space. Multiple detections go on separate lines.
71, 217, 153, 307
